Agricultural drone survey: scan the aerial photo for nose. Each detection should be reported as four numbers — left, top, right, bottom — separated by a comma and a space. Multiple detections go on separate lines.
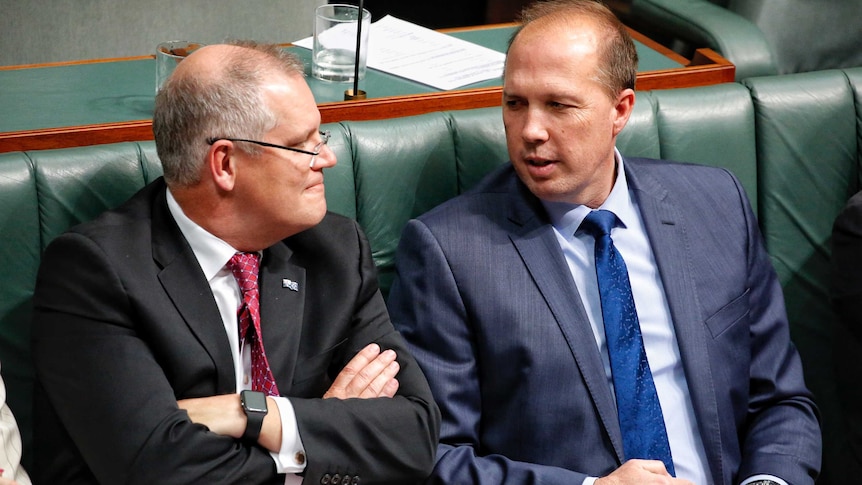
311, 142, 337, 170
519, 108, 549, 144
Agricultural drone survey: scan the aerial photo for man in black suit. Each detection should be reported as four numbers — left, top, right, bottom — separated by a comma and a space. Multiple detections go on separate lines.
832, 189, 862, 477
31, 41, 439, 484
833, 190, 862, 342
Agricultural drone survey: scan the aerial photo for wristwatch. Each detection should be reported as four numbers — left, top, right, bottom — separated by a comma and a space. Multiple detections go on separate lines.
240, 390, 268, 442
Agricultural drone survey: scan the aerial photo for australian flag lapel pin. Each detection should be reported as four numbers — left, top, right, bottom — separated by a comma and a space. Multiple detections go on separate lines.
282, 278, 299, 292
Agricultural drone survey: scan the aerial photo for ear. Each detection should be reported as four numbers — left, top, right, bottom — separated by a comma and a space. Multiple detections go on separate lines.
611, 88, 636, 137
207, 140, 237, 192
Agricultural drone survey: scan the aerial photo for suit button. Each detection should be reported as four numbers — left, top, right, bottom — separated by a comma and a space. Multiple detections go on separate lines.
320, 474, 331, 485
331, 474, 341, 483
351, 476, 360, 484
340, 475, 350, 485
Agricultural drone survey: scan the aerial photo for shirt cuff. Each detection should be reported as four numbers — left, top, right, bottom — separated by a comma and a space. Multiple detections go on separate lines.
582, 477, 598, 485
269, 396, 307, 475
284, 472, 304, 485
740, 475, 787, 485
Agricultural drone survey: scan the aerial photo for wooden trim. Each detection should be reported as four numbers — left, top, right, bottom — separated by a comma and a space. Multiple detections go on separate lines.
438, 22, 518, 34
638, 48, 735, 90
319, 87, 504, 123
0, 29, 735, 153
0, 121, 154, 152
0, 55, 153, 71
627, 28, 690, 66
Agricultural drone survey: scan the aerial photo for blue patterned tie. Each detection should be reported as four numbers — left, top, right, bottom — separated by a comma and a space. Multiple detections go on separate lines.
580, 210, 675, 475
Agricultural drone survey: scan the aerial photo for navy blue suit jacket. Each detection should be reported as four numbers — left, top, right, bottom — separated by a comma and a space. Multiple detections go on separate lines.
388, 159, 821, 484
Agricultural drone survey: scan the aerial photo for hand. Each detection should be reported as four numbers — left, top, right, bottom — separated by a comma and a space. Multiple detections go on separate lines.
324, 343, 400, 399
596, 460, 695, 485
0, 469, 20, 485
178, 394, 283, 452
178, 393, 246, 439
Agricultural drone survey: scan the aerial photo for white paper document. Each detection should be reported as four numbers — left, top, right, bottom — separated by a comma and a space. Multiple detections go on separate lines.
293, 15, 506, 90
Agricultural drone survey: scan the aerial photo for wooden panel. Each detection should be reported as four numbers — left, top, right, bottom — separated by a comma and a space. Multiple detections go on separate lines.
0, 28, 734, 153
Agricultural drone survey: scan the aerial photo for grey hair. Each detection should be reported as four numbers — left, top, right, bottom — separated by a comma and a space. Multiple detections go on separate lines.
507, 0, 638, 99
153, 41, 305, 187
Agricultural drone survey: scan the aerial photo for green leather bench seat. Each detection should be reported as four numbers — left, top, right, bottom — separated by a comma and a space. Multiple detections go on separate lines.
628, 0, 862, 80
1, 67, 861, 481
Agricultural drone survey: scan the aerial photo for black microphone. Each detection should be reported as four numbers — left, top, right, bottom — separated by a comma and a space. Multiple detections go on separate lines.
344, 0, 367, 100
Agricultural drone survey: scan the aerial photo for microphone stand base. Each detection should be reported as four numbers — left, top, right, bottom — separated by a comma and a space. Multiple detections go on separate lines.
344, 89, 367, 101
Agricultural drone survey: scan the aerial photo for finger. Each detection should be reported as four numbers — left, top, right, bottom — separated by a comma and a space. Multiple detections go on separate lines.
361, 359, 400, 398
349, 349, 396, 396
381, 376, 400, 398
327, 343, 381, 395
635, 459, 672, 476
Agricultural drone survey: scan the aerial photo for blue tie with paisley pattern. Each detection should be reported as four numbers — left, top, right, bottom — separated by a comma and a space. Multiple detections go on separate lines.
580, 209, 675, 475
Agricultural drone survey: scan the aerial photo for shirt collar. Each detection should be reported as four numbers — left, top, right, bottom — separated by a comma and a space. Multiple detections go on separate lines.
542, 148, 637, 236
166, 188, 247, 281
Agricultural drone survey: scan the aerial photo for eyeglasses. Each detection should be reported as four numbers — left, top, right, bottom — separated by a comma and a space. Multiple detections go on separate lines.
206, 130, 331, 167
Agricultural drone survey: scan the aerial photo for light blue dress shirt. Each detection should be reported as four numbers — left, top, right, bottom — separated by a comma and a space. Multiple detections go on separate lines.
542, 151, 786, 485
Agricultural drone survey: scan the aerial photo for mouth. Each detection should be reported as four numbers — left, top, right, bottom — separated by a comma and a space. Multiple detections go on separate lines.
306, 176, 325, 191
526, 157, 554, 167
522, 156, 557, 176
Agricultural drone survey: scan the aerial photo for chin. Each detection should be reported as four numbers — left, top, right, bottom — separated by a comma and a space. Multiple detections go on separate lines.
299, 206, 328, 230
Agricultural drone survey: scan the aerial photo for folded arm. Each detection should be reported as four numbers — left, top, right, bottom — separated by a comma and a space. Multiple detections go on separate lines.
33, 232, 280, 484
178, 342, 401, 452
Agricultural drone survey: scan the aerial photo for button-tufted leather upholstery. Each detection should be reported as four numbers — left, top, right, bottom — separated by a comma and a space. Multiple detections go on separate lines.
629, 0, 862, 80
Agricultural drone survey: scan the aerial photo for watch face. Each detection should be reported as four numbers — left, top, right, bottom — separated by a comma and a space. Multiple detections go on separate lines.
242, 391, 268, 414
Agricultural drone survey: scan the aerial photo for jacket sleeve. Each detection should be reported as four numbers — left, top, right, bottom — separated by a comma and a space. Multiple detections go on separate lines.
287, 218, 441, 485
32, 231, 281, 485
388, 219, 590, 485
732, 173, 822, 485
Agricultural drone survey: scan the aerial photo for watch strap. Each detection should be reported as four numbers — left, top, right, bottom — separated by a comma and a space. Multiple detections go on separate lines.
240, 390, 267, 442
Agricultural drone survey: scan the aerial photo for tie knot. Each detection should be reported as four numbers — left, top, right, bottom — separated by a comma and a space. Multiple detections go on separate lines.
227, 252, 260, 294
580, 209, 618, 238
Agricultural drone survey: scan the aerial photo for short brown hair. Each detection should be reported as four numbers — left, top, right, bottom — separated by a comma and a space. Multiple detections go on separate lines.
508, 0, 638, 98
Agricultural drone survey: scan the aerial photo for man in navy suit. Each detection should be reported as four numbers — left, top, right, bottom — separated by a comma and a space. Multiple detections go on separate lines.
387, 1, 821, 484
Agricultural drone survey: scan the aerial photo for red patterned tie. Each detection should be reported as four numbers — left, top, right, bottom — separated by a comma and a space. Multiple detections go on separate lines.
227, 252, 280, 396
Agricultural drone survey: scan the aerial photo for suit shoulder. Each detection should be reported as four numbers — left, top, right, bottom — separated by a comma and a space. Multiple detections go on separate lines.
417, 164, 517, 223
626, 156, 733, 176
286, 212, 363, 251
306, 211, 360, 236
626, 157, 743, 194
51, 180, 163, 246
834, 189, 862, 234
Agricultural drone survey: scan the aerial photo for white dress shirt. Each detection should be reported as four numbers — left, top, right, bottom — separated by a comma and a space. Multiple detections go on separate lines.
0, 362, 31, 485
167, 190, 305, 484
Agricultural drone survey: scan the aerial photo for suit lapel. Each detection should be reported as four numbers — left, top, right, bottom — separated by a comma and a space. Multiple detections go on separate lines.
506, 180, 627, 464
626, 162, 724, 484
150, 185, 235, 393
259, 243, 305, 394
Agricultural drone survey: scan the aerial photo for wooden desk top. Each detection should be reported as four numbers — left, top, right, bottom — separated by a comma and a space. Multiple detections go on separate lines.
0, 24, 733, 153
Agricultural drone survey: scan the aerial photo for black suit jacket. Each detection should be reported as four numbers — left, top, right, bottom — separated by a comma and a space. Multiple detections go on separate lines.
833, 189, 862, 340
32, 179, 439, 484
831, 189, 862, 477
